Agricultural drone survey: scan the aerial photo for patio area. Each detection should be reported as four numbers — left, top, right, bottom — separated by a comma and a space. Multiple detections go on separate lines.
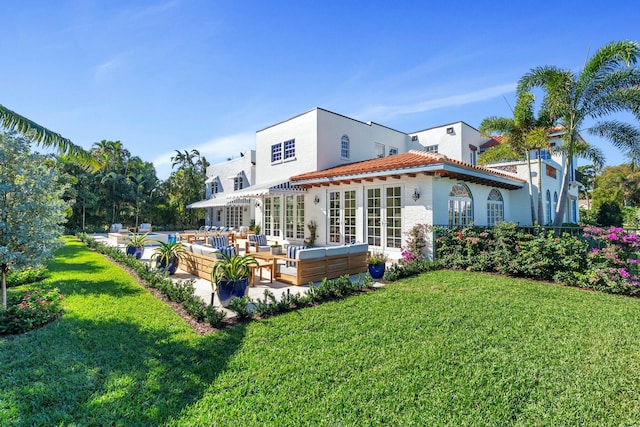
91, 232, 370, 312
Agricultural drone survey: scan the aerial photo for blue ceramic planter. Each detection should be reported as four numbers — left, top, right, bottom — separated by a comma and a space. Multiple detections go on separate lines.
126, 246, 144, 259
157, 257, 179, 275
216, 278, 249, 307
368, 263, 386, 280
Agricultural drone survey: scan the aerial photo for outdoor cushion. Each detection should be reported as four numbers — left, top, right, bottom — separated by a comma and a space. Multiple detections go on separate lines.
138, 223, 152, 232
209, 236, 228, 248
111, 223, 124, 233
348, 243, 369, 254
297, 247, 326, 260
286, 245, 307, 267
219, 245, 237, 257
325, 246, 350, 257
249, 234, 268, 246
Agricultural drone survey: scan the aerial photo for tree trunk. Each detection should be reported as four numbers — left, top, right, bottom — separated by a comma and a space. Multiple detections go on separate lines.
553, 155, 571, 227
537, 150, 545, 225
2, 267, 7, 309
525, 151, 537, 225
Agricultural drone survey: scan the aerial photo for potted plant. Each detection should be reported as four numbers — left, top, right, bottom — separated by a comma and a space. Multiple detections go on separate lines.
270, 242, 282, 255
124, 233, 151, 259
211, 253, 259, 307
151, 241, 186, 275
368, 251, 388, 280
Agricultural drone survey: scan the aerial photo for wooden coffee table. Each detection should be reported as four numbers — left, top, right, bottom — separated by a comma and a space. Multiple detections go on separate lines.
250, 252, 285, 283
250, 258, 277, 285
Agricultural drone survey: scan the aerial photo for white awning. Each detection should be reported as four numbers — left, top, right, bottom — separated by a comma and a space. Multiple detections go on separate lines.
230, 179, 307, 198
187, 196, 251, 209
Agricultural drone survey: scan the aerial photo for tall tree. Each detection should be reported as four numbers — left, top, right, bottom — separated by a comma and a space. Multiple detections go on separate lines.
169, 149, 208, 227
479, 92, 544, 224
518, 40, 640, 227
0, 133, 68, 308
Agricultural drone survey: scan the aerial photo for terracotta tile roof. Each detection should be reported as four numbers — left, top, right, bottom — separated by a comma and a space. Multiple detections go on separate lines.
480, 136, 503, 150
290, 150, 525, 190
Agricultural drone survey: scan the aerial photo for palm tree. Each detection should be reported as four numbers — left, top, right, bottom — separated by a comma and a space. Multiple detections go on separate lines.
479, 92, 542, 224
518, 40, 640, 227
0, 103, 94, 165
526, 127, 553, 224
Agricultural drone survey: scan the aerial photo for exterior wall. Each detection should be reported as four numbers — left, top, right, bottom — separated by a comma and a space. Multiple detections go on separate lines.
315, 108, 412, 170
203, 150, 256, 227
255, 110, 319, 184
255, 108, 415, 185
205, 150, 256, 198
410, 122, 486, 165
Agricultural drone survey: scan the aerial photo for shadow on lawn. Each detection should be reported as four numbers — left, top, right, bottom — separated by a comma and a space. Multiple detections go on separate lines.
42, 239, 145, 299
0, 316, 247, 426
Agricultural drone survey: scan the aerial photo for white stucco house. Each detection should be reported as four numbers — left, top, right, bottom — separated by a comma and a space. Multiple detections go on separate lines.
188, 107, 579, 259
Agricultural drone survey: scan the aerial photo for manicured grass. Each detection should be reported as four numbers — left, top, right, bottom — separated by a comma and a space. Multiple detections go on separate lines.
2, 238, 640, 425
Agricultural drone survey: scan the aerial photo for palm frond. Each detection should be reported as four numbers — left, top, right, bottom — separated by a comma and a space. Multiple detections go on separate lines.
0, 103, 98, 170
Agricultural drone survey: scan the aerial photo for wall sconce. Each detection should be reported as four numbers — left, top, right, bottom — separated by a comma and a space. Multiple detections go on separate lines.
314, 195, 320, 205
412, 188, 420, 202
255, 200, 261, 208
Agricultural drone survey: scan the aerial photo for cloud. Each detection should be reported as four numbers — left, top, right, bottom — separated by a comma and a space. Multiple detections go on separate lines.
94, 56, 126, 82
153, 132, 256, 179
353, 82, 517, 123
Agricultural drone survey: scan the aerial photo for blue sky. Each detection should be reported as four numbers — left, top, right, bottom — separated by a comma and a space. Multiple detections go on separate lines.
2, 0, 639, 179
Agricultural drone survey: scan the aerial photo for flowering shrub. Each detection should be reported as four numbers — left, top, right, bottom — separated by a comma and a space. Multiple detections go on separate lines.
0, 288, 64, 335
435, 223, 587, 280
401, 224, 428, 263
564, 226, 640, 295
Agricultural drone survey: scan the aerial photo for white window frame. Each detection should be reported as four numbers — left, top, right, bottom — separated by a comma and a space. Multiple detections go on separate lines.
341, 135, 350, 159
389, 147, 398, 156
375, 143, 385, 158
233, 176, 244, 191
425, 145, 438, 152
448, 183, 473, 227
487, 189, 504, 226
284, 139, 296, 160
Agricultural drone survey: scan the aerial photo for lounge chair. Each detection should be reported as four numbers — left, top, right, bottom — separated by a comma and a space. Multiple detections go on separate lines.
138, 223, 152, 233
111, 223, 125, 233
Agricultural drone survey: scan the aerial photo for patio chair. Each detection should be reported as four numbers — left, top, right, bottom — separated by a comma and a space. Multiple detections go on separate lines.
246, 234, 271, 253
110, 223, 125, 233
138, 223, 152, 233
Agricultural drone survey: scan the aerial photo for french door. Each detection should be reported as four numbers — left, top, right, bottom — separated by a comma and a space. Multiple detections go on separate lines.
328, 190, 357, 244
366, 186, 402, 250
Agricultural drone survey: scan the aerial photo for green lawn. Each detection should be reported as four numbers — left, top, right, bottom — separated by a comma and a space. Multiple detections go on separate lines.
2, 238, 640, 426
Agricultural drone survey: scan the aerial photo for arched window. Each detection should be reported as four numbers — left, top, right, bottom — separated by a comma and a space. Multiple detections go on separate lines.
553, 192, 558, 222
546, 190, 551, 224
486, 189, 503, 226
448, 183, 473, 226
341, 135, 350, 159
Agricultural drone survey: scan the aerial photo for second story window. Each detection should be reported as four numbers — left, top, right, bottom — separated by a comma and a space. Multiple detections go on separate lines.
341, 135, 350, 159
271, 143, 282, 162
425, 145, 438, 153
272, 139, 296, 163
389, 147, 398, 155
233, 174, 244, 191
211, 180, 219, 194
284, 139, 296, 159
375, 143, 385, 158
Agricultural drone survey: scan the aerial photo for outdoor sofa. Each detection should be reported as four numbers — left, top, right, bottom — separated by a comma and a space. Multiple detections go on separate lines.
276, 243, 369, 286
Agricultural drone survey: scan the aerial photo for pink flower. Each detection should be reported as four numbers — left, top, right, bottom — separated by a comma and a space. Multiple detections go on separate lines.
618, 268, 631, 278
